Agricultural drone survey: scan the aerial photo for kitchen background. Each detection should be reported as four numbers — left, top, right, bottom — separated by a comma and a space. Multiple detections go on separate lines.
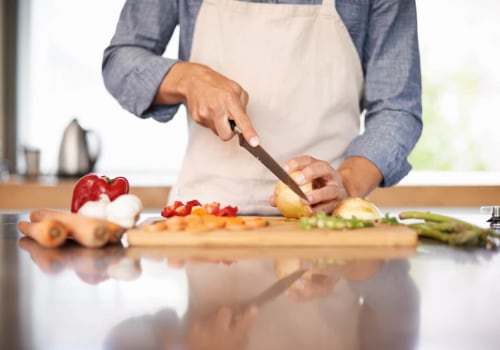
1, 0, 500, 186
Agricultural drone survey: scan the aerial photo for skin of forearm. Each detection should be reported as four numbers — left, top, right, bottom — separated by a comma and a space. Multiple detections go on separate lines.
338, 156, 383, 198
152, 61, 192, 105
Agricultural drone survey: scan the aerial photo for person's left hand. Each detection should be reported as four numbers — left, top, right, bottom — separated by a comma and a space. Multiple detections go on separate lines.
269, 155, 348, 214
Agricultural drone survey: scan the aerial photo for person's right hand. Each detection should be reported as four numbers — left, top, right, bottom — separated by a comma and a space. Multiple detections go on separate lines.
154, 62, 260, 147
186, 305, 258, 350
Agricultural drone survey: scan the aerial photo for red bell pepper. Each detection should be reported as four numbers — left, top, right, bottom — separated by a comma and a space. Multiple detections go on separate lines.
71, 173, 130, 213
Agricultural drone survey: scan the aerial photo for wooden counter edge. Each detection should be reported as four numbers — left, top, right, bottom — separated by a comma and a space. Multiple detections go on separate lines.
1, 179, 499, 209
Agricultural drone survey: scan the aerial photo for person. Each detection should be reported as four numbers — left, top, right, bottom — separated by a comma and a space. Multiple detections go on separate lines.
104, 258, 420, 350
102, 0, 422, 215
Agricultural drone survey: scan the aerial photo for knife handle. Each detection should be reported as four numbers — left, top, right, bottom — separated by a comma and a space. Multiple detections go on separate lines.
229, 119, 242, 134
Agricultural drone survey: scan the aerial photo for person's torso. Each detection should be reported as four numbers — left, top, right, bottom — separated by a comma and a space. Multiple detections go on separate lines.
171, 0, 363, 214
176, 0, 370, 63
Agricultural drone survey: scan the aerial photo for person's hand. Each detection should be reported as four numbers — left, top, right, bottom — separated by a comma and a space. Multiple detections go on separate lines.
285, 261, 342, 302
186, 305, 258, 350
285, 259, 383, 302
269, 155, 348, 214
154, 62, 260, 146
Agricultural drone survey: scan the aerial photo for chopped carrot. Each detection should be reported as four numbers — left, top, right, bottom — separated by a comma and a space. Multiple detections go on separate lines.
185, 222, 211, 233
190, 206, 207, 216
143, 220, 169, 232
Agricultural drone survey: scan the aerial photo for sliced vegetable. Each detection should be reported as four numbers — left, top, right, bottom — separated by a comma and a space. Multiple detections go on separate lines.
160, 200, 238, 218
71, 173, 130, 213
300, 211, 375, 230
274, 171, 313, 219
141, 215, 267, 233
218, 205, 238, 217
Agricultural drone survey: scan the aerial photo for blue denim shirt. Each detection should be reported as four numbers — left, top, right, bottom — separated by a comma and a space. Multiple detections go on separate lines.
102, 0, 422, 187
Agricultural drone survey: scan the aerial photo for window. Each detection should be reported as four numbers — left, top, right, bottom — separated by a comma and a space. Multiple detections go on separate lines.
17, 0, 187, 182
409, 0, 500, 174
15, 0, 500, 185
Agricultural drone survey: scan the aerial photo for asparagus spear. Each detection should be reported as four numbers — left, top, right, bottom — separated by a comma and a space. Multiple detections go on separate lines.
399, 211, 500, 249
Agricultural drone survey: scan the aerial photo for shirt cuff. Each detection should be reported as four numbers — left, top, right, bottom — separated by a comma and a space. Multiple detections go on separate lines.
345, 112, 422, 187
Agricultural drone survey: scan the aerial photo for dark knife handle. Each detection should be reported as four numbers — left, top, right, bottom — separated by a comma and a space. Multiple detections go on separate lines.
229, 119, 241, 134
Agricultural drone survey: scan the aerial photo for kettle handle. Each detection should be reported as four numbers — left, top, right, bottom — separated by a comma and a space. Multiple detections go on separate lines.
85, 129, 101, 172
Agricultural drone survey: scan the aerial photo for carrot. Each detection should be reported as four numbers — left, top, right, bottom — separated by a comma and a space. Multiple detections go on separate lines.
143, 220, 169, 232
185, 222, 211, 233
30, 209, 112, 248
242, 217, 268, 228
18, 236, 68, 273
106, 221, 126, 244
17, 220, 69, 248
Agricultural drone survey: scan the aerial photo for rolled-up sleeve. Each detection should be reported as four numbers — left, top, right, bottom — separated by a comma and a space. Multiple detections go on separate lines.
102, 0, 181, 122
345, 0, 423, 187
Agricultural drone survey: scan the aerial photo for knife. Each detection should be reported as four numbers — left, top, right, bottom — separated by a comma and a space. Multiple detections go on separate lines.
229, 120, 308, 201
235, 268, 307, 312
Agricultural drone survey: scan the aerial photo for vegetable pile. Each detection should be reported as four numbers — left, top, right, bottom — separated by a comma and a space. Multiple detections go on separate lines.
297, 197, 499, 249
71, 174, 130, 213
398, 211, 500, 249
300, 211, 376, 230
18, 173, 143, 249
143, 215, 267, 233
160, 200, 238, 218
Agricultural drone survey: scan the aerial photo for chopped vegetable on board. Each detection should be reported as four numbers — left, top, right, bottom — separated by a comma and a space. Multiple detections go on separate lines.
299, 211, 375, 230
161, 200, 238, 218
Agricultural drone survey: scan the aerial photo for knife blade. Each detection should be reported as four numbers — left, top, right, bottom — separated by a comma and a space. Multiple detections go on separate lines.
229, 120, 308, 201
237, 268, 307, 310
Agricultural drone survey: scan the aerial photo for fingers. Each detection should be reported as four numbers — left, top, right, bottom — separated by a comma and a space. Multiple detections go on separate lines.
182, 64, 259, 144
281, 155, 348, 210
286, 276, 334, 302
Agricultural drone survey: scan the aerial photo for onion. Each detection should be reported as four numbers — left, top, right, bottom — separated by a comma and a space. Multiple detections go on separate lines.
274, 258, 312, 280
274, 171, 313, 218
332, 197, 381, 221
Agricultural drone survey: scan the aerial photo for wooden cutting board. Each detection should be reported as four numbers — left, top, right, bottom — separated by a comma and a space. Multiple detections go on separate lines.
126, 217, 418, 247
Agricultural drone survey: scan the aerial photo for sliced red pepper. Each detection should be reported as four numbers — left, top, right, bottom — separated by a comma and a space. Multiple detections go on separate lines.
174, 205, 190, 216
160, 200, 238, 218
71, 173, 129, 213
161, 201, 184, 218
217, 205, 238, 217
185, 200, 202, 211
203, 202, 220, 215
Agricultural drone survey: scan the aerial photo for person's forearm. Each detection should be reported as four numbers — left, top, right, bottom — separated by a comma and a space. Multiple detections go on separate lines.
153, 61, 192, 105
338, 156, 383, 198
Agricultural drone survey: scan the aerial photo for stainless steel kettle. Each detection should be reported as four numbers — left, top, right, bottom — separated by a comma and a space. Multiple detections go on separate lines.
57, 118, 101, 177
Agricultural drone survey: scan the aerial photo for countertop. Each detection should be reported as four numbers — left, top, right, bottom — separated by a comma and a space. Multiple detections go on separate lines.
2, 173, 500, 210
1, 208, 500, 349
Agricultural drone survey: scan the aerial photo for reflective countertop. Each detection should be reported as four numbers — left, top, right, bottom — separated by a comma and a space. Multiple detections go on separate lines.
1, 209, 499, 350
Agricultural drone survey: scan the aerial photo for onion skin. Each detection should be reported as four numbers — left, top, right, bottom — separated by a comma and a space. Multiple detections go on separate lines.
332, 197, 381, 221
274, 172, 313, 219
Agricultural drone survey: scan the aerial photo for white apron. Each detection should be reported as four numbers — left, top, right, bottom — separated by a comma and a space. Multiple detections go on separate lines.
171, 0, 364, 215
186, 260, 361, 350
